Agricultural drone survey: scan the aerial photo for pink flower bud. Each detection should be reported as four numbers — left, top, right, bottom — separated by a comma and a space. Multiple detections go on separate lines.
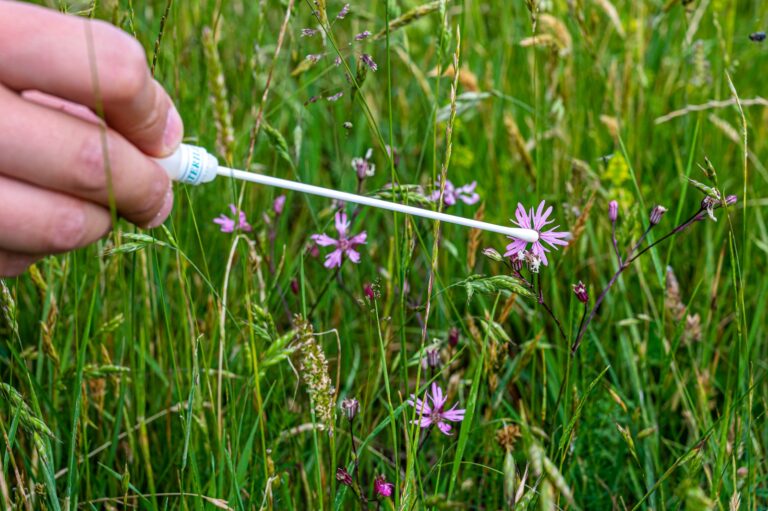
608, 200, 618, 222
649, 205, 667, 225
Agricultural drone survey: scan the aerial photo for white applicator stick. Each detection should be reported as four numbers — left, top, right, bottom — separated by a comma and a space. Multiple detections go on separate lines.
154, 144, 539, 242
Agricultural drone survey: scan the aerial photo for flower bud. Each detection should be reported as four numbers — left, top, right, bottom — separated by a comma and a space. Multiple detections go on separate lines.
425, 348, 441, 368
482, 247, 504, 262
336, 467, 353, 486
649, 205, 667, 225
608, 200, 618, 222
340, 398, 360, 420
273, 195, 286, 216
363, 283, 375, 301
725, 194, 738, 206
448, 327, 460, 347
572, 281, 588, 303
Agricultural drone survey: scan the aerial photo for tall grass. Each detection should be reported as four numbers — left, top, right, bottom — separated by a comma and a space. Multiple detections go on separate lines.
2, 0, 767, 509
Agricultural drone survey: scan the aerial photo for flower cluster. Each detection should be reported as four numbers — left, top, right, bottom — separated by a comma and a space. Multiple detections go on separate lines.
571, 188, 738, 353
429, 179, 480, 207
300, 4, 377, 103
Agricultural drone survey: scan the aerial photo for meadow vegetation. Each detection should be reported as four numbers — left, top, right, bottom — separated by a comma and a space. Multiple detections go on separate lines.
1, 0, 767, 509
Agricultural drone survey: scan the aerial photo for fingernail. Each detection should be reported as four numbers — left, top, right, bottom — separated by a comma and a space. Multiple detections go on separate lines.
162, 105, 184, 154
147, 186, 174, 229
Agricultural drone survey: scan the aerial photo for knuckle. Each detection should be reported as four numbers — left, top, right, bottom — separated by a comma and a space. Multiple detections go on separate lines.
47, 201, 89, 253
71, 132, 109, 193
127, 91, 164, 138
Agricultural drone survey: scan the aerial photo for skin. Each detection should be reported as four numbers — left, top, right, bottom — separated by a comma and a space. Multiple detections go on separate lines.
0, 1, 183, 276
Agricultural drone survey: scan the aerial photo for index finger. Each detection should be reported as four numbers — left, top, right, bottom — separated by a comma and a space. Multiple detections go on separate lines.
0, 0, 183, 157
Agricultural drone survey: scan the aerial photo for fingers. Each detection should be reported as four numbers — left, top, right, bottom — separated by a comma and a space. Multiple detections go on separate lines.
0, 1, 183, 157
0, 251, 40, 278
0, 85, 174, 228
0, 175, 112, 256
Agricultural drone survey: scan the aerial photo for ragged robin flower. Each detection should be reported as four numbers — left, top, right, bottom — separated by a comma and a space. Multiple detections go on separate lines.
407, 382, 465, 435
213, 204, 252, 233
311, 211, 367, 269
504, 201, 569, 266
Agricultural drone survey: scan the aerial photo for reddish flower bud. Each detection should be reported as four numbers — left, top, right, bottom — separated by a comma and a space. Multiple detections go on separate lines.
336, 467, 353, 486
448, 327, 460, 347
290, 278, 300, 295
572, 281, 588, 303
364, 283, 375, 301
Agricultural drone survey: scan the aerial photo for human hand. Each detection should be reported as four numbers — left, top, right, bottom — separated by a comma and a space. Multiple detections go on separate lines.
0, 1, 183, 276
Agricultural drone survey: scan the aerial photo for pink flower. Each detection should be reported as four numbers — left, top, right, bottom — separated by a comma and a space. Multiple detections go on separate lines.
273, 195, 286, 215
213, 204, 252, 233
373, 475, 394, 498
310, 211, 367, 268
504, 200, 568, 266
429, 180, 480, 206
407, 382, 465, 435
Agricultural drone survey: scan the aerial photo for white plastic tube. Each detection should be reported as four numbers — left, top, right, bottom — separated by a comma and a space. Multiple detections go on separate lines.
154, 144, 539, 242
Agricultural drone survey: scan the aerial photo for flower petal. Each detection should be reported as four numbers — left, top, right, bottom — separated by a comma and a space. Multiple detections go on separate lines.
311, 234, 338, 247
324, 249, 343, 268
514, 203, 530, 229
346, 249, 361, 263
430, 383, 446, 410
335, 211, 349, 237
504, 239, 528, 257
442, 404, 466, 422
437, 421, 453, 435
348, 232, 367, 245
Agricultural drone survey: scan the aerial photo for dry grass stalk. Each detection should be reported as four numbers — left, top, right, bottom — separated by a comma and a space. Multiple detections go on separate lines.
372, 1, 441, 40
655, 96, 768, 124
497, 292, 519, 325
202, 26, 235, 162
503, 113, 535, 181
593, 0, 625, 37
564, 193, 595, 254
428, 64, 479, 92
467, 202, 485, 269
538, 14, 572, 54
